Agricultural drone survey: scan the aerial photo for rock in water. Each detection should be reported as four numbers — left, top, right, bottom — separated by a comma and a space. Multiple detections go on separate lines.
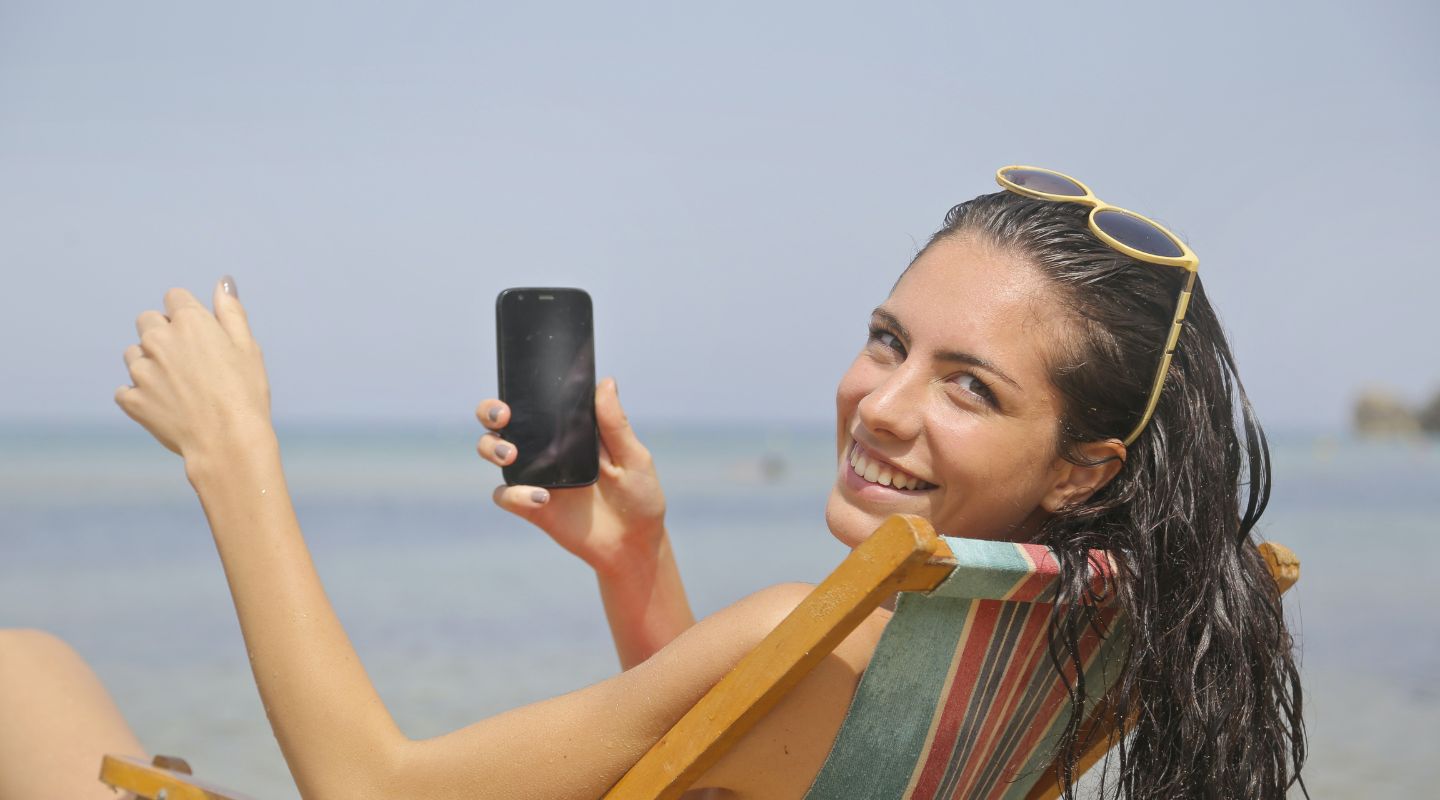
1419, 390, 1440, 434
1353, 388, 1420, 437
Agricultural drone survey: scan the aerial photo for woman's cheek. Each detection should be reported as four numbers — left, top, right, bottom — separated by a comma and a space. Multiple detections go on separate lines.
835, 355, 880, 417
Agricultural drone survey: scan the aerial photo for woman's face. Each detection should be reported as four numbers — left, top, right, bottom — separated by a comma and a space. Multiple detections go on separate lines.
825, 234, 1077, 548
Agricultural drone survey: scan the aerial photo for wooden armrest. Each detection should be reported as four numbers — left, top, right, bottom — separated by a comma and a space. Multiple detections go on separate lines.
98, 755, 255, 800
603, 514, 953, 800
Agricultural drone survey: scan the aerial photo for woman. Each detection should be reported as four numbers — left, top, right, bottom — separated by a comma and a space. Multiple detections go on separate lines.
0, 169, 1305, 799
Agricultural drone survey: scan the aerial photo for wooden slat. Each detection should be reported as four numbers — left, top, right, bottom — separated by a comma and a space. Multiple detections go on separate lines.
1259, 541, 1300, 595
602, 513, 956, 800
98, 755, 256, 800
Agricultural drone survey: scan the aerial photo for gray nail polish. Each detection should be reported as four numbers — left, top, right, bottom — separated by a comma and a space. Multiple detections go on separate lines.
488, 406, 501, 422
531, 489, 549, 504
221, 275, 239, 299
494, 443, 512, 460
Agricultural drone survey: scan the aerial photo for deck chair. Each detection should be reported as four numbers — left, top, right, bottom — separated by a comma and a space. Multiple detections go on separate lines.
100, 514, 1299, 799
605, 514, 1298, 800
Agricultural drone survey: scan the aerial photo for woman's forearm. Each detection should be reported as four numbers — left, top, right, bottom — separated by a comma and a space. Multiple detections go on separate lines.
184, 426, 404, 799
594, 530, 696, 669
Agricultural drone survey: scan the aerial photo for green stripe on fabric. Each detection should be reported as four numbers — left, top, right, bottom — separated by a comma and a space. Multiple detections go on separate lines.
928, 538, 1039, 602
804, 591, 976, 799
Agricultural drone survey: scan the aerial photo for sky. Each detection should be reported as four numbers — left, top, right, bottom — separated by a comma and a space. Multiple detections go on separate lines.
2, 0, 1436, 432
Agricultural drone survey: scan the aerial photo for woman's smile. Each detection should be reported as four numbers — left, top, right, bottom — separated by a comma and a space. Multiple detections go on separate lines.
840, 437, 937, 497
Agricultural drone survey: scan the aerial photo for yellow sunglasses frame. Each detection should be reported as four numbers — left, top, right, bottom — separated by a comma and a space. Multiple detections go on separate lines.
995, 165, 1199, 447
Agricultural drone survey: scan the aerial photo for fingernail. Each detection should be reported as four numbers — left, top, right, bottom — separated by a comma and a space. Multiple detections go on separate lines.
494, 443, 512, 460
221, 275, 239, 299
488, 406, 501, 422
531, 489, 550, 504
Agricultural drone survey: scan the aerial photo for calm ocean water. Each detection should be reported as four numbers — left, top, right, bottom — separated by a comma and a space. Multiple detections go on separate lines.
2, 423, 1437, 798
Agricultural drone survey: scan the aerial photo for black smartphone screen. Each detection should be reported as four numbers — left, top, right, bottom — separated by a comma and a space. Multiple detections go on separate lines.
495, 287, 599, 487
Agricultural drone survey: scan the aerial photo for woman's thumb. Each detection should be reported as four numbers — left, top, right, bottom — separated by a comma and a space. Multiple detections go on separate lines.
595, 377, 645, 466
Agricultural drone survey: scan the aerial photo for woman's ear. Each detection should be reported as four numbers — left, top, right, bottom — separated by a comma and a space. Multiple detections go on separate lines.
1040, 439, 1127, 513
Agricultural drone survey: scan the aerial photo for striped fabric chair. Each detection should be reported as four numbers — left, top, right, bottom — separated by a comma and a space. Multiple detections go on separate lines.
803, 535, 1125, 800
607, 513, 1298, 800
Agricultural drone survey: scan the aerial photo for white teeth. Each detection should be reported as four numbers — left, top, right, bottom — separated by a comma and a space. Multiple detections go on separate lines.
849, 439, 931, 491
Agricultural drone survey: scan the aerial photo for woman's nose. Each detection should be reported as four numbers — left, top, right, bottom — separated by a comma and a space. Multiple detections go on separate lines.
856, 365, 924, 441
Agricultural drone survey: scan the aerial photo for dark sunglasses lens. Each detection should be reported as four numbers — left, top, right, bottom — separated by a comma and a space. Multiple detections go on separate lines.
1002, 168, 1087, 197
1093, 209, 1184, 258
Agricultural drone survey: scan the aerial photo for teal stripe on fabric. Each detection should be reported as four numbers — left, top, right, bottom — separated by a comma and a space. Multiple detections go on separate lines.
804, 591, 976, 799
928, 537, 1044, 602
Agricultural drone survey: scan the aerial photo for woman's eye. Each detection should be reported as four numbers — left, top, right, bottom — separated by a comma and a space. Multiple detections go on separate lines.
952, 373, 997, 407
867, 327, 905, 357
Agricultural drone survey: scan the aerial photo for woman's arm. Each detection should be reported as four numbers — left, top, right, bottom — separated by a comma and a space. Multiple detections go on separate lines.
594, 521, 695, 669
479, 384, 695, 668
114, 281, 880, 798
189, 430, 845, 798
183, 432, 402, 797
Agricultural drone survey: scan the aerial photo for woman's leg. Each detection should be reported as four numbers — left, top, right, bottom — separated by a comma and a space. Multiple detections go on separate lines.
0, 628, 147, 800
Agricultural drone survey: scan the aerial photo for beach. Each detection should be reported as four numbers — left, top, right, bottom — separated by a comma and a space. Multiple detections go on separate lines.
2, 423, 1435, 798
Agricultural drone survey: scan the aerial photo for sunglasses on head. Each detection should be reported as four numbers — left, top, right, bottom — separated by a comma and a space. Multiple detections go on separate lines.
995, 165, 1199, 447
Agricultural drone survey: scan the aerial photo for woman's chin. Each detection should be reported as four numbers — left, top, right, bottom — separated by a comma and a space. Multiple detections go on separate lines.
824, 488, 885, 550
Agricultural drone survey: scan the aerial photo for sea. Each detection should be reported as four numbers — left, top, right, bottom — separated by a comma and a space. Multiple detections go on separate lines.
2, 423, 1437, 798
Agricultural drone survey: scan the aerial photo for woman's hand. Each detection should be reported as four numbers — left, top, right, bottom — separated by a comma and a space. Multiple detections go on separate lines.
478, 380, 692, 667
477, 378, 665, 575
114, 277, 272, 462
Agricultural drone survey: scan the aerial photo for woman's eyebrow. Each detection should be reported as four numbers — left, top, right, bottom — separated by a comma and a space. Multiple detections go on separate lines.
871, 307, 1023, 391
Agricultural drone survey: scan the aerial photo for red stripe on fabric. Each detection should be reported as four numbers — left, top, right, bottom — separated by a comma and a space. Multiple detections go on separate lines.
1003, 545, 1062, 603
987, 608, 1117, 792
1088, 550, 1118, 602
907, 600, 1003, 800
947, 602, 1053, 798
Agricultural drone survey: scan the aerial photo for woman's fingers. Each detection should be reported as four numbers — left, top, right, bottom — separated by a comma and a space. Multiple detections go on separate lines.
162, 286, 207, 320
476, 399, 510, 430
595, 377, 649, 468
491, 484, 551, 516
135, 310, 168, 339
123, 344, 144, 369
477, 432, 516, 466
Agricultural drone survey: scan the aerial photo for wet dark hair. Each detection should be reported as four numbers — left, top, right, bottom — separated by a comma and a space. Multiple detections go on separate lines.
923, 191, 1305, 798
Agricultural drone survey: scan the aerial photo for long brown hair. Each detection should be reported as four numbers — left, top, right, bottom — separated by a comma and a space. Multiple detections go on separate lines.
926, 191, 1306, 798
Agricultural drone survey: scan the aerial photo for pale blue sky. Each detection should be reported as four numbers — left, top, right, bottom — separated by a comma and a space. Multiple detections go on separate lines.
2, 1, 1435, 430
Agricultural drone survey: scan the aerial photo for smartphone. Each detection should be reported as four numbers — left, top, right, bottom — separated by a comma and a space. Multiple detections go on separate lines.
495, 287, 599, 487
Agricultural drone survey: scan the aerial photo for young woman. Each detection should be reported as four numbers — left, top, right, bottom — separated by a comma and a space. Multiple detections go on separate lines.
0, 169, 1305, 799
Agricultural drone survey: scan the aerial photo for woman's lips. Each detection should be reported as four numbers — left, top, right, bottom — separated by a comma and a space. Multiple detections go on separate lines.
841, 438, 937, 495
